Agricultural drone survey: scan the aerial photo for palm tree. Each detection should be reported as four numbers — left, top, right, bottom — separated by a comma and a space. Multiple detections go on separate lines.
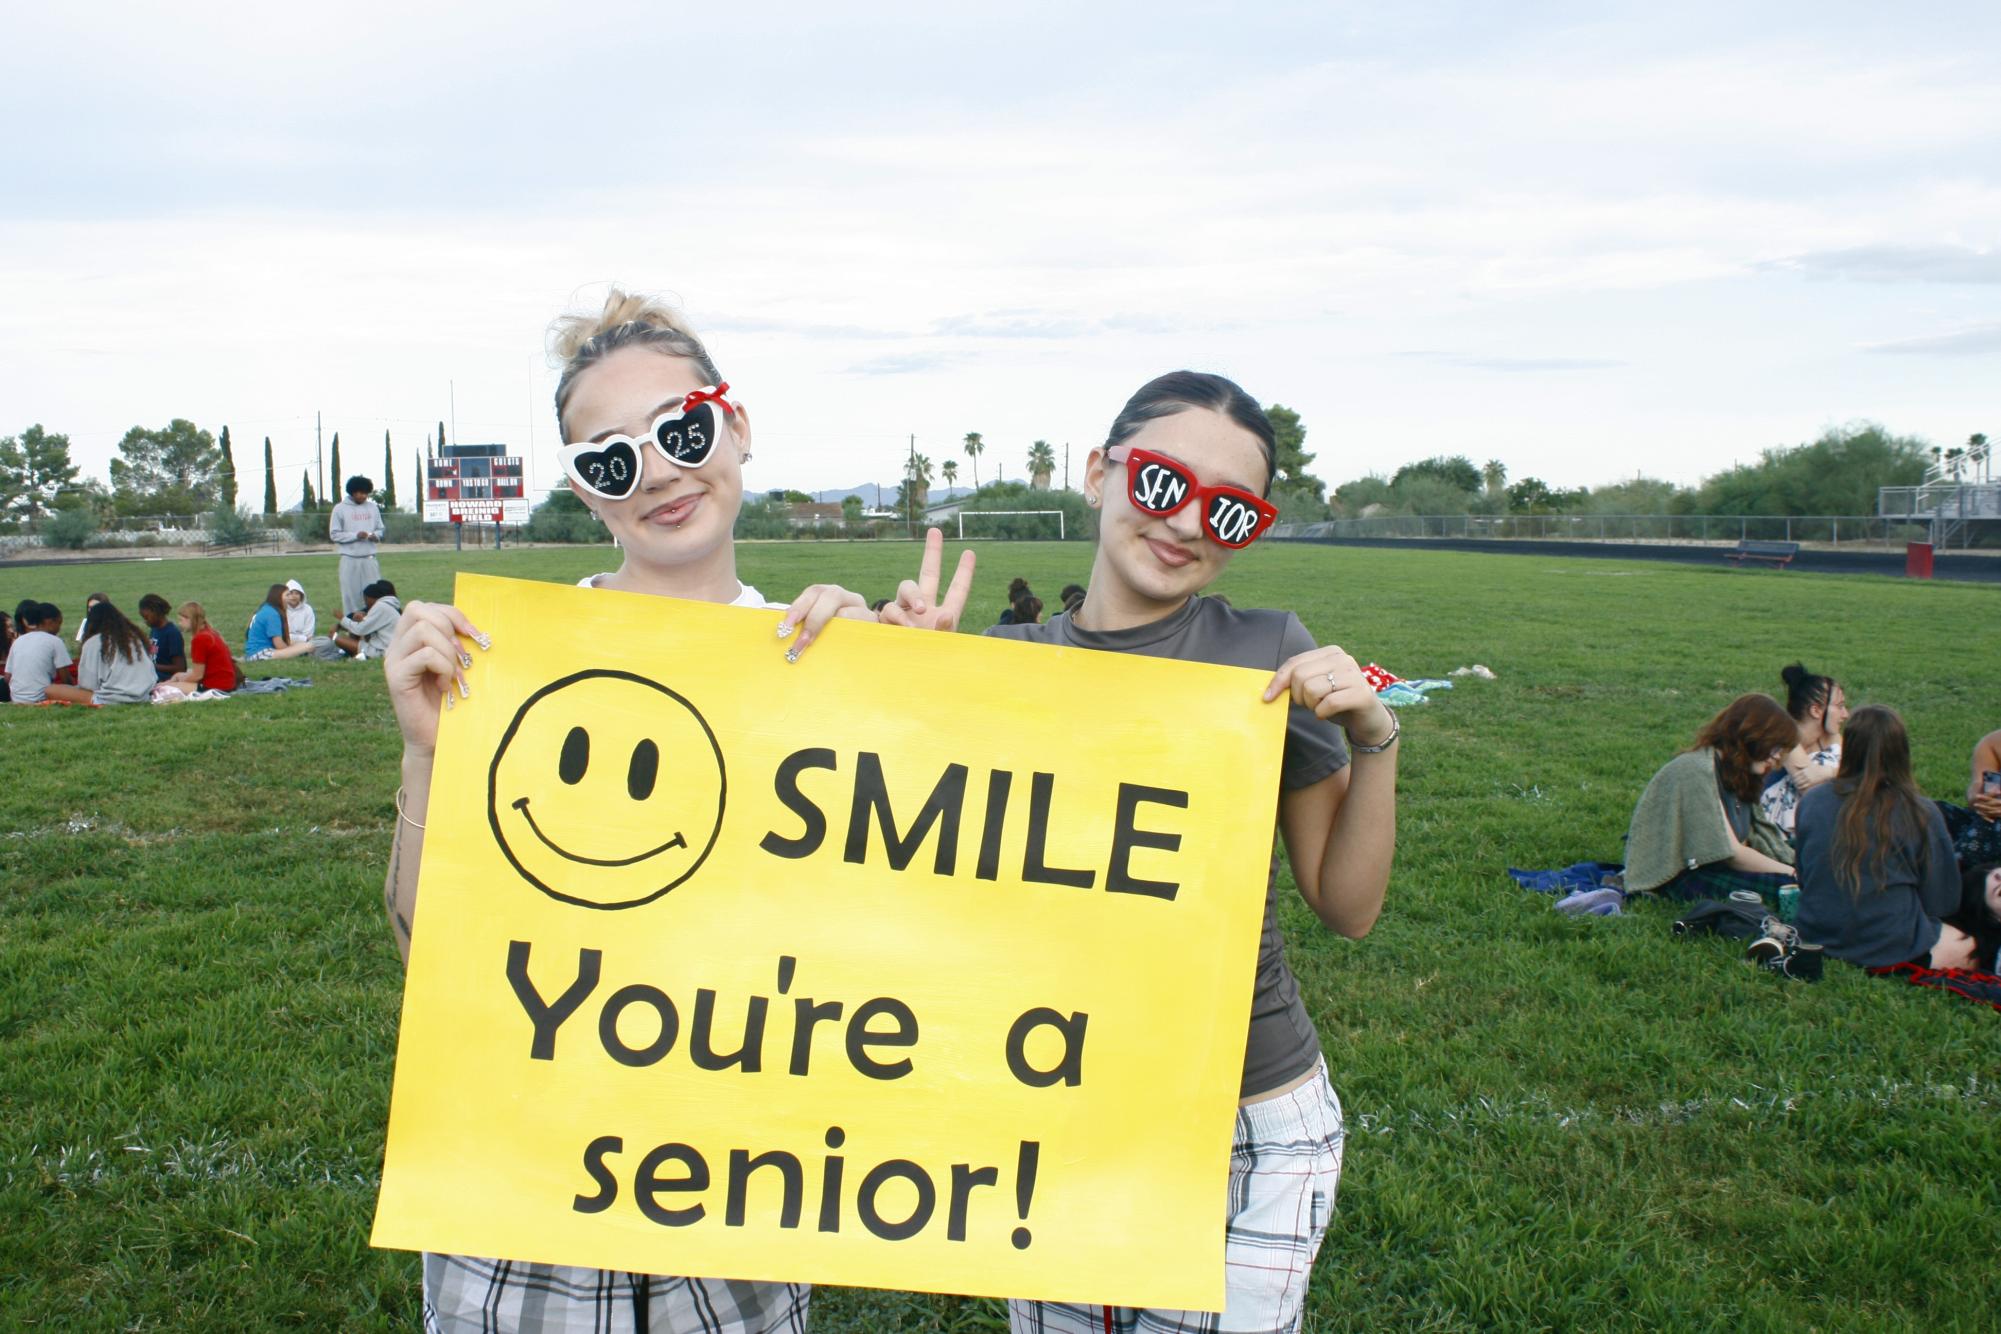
1970, 432, 1990, 482
962, 432, 984, 491
942, 459, 959, 490
1027, 440, 1056, 490
906, 453, 933, 511
1482, 459, 1507, 496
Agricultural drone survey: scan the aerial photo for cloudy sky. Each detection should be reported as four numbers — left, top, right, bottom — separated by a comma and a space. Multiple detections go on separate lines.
3, 0, 1996, 506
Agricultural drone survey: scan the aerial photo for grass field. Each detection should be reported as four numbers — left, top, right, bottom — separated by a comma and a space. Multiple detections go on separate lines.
4, 540, 1998, 1331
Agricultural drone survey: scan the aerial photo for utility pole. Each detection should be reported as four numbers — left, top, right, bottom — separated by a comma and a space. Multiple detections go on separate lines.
1064, 442, 1070, 490
450, 380, 458, 451
316, 411, 324, 503
907, 433, 916, 538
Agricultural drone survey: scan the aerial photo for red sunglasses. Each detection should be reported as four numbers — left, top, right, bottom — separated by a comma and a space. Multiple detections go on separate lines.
1107, 445, 1278, 549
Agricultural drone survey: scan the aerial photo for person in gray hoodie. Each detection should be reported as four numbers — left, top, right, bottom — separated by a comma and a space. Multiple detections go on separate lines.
329, 475, 385, 617
315, 579, 403, 660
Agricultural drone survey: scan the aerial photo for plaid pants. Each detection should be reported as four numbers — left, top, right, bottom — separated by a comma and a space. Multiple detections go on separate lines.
422, 1253, 809, 1333
1009, 1056, 1345, 1334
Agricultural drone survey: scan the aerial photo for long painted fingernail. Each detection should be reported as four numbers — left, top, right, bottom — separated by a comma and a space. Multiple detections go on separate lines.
785, 648, 800, 664
775, 621, 794, 639
445, 691, 455, 711
473, 633, 492, 651
459, 678, 471, 699
459, 651, 473, 670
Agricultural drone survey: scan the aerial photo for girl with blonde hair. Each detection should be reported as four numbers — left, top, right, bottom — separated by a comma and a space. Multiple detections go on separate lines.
383, 288, 872, 1333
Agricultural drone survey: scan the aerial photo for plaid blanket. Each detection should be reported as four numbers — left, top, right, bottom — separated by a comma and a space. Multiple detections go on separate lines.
1866, 962, 2001, 1013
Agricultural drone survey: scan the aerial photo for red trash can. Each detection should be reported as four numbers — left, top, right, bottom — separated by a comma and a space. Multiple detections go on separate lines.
1905, 541, 1934, 579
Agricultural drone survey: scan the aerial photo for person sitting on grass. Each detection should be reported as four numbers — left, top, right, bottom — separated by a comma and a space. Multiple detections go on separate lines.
1794, 706, 1974, 970
1624, 693, 1799, 900
5, 602, 84, 705
76, 600, 159, 706
137, 594, 186, 680
0, 609, 12, 702
314, 578, 403, 660
1951, 728, 2001, 867
1011, 592, 1043, 625
163, 601, 238, 694
73, 591, 107, 645
995, 576, 1031, 625
1948, 861, 2001, 974
283, 579, 317, 641
245, 583, 317, 661
1058, 581, 1086, 616
1758, 662, 1847, 838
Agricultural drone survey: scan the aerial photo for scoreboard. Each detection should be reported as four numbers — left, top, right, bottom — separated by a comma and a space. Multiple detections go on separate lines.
425, 444, 529, 524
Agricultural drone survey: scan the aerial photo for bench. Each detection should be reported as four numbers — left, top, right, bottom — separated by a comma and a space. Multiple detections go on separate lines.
1725, 539, 1799, 568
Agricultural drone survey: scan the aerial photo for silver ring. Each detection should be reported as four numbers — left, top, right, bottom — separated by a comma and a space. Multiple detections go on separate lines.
1324, 672, 1338, 691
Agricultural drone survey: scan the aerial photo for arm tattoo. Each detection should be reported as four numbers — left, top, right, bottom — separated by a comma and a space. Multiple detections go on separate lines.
387, 825, 413, 945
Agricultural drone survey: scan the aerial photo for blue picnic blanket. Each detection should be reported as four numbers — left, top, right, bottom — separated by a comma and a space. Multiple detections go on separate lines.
1508, 861, 1624, 895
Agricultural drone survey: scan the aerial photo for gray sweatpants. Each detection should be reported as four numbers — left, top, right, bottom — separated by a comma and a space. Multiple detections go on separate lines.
337, 554, 380, 619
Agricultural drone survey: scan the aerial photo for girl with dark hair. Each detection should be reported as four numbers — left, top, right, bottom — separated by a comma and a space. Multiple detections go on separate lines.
995, 576, 1032, 625
1794, 706, 1973, 969
1947, 862, 2001, 973
1758, 662, 1847, 837
1010, 592, 1043, 625
76, 600, 158, 705
245, 583, 317, 661
895, 369, 1391, 1333
1624, 694, 1800, 899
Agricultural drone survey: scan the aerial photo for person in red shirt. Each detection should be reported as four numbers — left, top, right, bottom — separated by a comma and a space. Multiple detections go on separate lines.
163, 601, 238, 693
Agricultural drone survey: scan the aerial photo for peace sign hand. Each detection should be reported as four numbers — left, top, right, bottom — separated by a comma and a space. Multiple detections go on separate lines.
880, 527, 977, 633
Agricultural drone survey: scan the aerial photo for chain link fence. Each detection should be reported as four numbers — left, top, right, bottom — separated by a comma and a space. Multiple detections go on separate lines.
0, 510, 503, 556
1272, 513, 1942, 548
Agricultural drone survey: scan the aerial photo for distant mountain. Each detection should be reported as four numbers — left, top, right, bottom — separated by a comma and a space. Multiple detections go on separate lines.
774, 483, 976, 508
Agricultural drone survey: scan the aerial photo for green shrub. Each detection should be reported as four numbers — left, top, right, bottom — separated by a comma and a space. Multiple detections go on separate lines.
523, 490, 608, 544
955, 482, 1093, 540
383, 510, 430, 544
291, 509, 328, 545
733, 496, 795, 540
44, 507, 98, 549
207, 505, 259, 547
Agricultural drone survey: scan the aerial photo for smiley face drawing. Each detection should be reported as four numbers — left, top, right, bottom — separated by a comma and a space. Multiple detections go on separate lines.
487, 669, 726, 909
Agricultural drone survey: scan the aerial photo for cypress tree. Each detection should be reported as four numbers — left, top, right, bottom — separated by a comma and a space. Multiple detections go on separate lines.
437, 420, 446, 452
262, 437, 277, 514
329, 433, 341, 497
302, 471, 315, 511
218, 425, 237, 506
381, 429, 397, 508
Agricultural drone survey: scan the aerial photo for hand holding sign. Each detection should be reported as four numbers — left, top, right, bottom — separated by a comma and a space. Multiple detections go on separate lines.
373, 573, 1285, 1310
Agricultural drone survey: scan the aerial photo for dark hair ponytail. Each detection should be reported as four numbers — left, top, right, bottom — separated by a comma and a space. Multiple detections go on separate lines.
1104, 371, 1278, 496
1779, 662, 1836, 722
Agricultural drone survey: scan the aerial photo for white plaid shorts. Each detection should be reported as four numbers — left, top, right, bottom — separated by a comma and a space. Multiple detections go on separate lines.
422, 1252, 810, 1333
1008, 1055, 1344, 1334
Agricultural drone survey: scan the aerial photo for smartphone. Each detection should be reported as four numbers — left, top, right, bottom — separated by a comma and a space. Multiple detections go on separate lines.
1983, 770, 2001, 796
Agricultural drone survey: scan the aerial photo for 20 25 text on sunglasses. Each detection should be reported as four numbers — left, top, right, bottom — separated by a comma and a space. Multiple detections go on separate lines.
557, 383, 738, 501
1108, 444, 1278, 548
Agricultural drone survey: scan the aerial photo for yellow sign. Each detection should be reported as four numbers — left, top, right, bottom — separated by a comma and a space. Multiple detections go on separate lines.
372, 573, 1285, 1310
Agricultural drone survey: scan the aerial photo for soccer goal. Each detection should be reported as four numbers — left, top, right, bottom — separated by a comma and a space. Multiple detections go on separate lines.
955, 509, 1067, 540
